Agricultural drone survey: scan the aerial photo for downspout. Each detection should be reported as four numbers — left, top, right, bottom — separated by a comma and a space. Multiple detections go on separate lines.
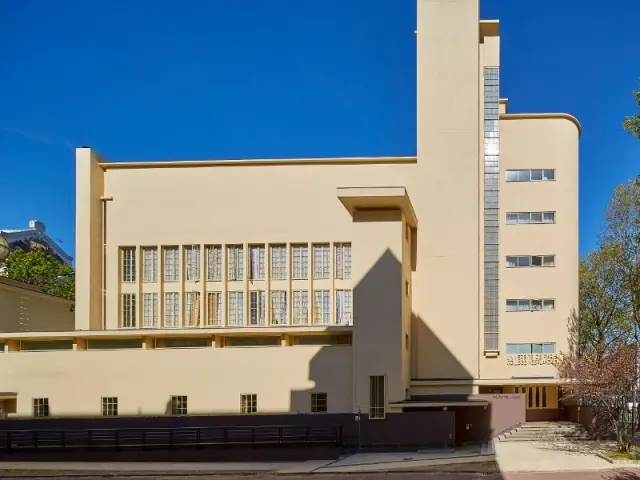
100, 197, 113, 330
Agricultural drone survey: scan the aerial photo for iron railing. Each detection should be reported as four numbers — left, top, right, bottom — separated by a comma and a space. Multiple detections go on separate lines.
0, 424, 342, 452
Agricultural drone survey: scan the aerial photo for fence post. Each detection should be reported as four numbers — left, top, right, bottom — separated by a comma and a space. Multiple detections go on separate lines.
169, 429, 174, 449
6, 431, 11, 453
88, 430, 92, 450
61, 431, 66, 450
115, 430, 120, 451
251, 427, 255, 448
142, 430, 146, 450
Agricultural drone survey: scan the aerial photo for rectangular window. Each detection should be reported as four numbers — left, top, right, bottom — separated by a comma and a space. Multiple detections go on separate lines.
311, 393, 327, 413
170, 395, 187, 415
143, 293, 158, 328
207, 245, 223, 281
506, 212, 556, 225
249, 290, 266, 326
142, 247, 157, 282
505, 169, 556, 182
506, 255, 555, 268
249, 245, 266, 280
184, 291, 200, 327
101, 397, 118, 417
227, 291, 244, 326
313, 244, 330, 279
121, 293, 136, 328
506, 299, 555, 312
270, 290, 287, 325
164, 292, 180, 328
270, 244, 287, 280
206, 292, 222, 326
335, 243, 352, 279
33, 398, 49, 418
164, 247, 179, 282
293, 290, 309, 325
335, 290, 353, 325
155, 337, 210, 348
228, 245, 244, 281
20, 340, 73, 351
313, 290, 331, 324
121, 247, 136, 282
294, 334, 351, 346
225, 336, 280, 347
241, 394, 257, 414
185, 245, 200, 281
87, 339, 142, 349
369, 376, 385, 419
292, 244, 308, 279
506, 343, 556, 354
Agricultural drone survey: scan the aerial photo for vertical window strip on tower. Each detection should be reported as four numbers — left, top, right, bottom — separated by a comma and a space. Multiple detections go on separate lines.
483, 66, 500, 351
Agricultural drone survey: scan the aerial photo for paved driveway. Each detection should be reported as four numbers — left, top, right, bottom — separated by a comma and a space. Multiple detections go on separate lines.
495, 439, 615, 472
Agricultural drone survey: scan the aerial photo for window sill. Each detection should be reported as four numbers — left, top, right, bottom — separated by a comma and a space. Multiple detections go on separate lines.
484, 350, 500, 358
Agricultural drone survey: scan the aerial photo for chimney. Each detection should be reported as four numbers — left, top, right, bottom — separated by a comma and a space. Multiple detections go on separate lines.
29, 220, 45, 233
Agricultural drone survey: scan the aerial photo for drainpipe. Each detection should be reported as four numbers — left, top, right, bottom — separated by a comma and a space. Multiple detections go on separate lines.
100, 197, 113, 330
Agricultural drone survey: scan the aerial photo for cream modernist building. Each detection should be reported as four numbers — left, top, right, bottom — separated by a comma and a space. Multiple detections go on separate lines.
0, 0, 578, 422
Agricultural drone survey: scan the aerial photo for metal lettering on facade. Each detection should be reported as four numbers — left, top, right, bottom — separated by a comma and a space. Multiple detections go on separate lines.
506, 354, 560, 366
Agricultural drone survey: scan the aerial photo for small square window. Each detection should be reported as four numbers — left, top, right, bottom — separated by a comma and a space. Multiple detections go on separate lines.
542, 343, 556, 354
33, 398, 49, 418
543, 212, 556, 224
531, 299, 543, 310
506, 300, 518, 312
311, 393, 327, 413
506, 171, 518, 182
543, 170, 555, 180
241, 394, 257, 414
102, 397, 118, 416
517, 170, 530, 182
543, 255, 555, 266
518, 256, 531, 267
170, 395, 187, 415
530, 170, 543, 181
532, 256, 543, 267
530, 213, 543, 223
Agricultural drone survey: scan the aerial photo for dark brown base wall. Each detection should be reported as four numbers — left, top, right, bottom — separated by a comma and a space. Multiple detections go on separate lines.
525, 409, 561, 422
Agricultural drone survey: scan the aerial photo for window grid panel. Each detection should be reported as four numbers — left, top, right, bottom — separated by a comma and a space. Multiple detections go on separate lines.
184, 291, 200, 327
313, 290, 331, 325
228, 245, 244, 281
207, 245, 223, 281
164, 292, 180, 328
249, 291, 266, 326
506, 342, 556, 354
185, 245, 201, 281
313, 244, 330, 279
121, 247, 136, 282
335, 290, 353, 325
506, 212, 556, 225
335, 243, 351, 279
101, 397, 118, 417
33, 398, 50, 418
121, 293, 137, 328
311, 393, 328, 413
143, 293, 158, 328
369, 376, 385, 419
506, 298, 555, 312
241, 394, 257, 414
206, 292, 222, 326
249, 245, 266, 280
505, 169, 556, 182
170, 396, 187, 415
164, 247, 179, 282
271, 290, 287, 325
142, 247, 157, 282
293, 290, 309, 325
292, 245, 309, 279
228, 291, 245, 327
506, 255, 556, 268
270, 245, 287, 280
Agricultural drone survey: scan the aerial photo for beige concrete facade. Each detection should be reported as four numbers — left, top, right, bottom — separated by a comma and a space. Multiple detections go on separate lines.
0, 0, 579, 420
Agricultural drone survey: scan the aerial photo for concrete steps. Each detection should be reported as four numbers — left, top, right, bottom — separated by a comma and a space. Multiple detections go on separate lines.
496, 422, 589, 442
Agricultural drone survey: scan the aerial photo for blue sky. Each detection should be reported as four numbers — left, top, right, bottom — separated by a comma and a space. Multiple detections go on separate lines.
1, 0, 638, 261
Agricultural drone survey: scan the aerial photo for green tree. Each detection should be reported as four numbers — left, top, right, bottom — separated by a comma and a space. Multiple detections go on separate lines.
623, 86, 640, 140
4, 249, 74, 301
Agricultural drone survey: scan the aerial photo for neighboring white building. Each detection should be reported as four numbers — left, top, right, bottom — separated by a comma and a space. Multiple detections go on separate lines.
0, 220, 72, 265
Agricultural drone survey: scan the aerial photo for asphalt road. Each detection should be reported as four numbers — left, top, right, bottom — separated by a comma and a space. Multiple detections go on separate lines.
1, 471, 640, 480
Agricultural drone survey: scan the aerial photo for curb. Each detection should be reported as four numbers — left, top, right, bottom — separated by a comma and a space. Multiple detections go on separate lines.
595, 452, 640, 465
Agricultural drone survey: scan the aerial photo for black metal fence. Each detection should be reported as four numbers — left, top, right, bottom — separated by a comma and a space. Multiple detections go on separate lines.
0, 424, 342, 453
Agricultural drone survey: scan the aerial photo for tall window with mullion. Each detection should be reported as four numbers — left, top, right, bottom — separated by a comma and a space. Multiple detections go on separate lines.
271, 290, 287, 325
121, 247, 136, 282
185, 245, 200, 281
249, 290, 266, 326
184, 291, 200, 327
228, 245, 244, 281
335, 289, 353, 325
33, 398, 50, 418
143, 293, 158, 328
270, 244, 287, 280
121, 293, 137, 328
227, 291, 244, 326
369, 376, 385, 419
142, 247, 157, 282
313, 244, 330, 279
206, 245, 223, 281
292, 244, 308, 279
164, 247, 179, 282
249, 245, 266, 280
164, 292, 180, 327
313, 290, 330, 325
292, 290, 309, 324
101, 397, 118, 416
206, 292, 222, 326
334, 243, 351, 279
